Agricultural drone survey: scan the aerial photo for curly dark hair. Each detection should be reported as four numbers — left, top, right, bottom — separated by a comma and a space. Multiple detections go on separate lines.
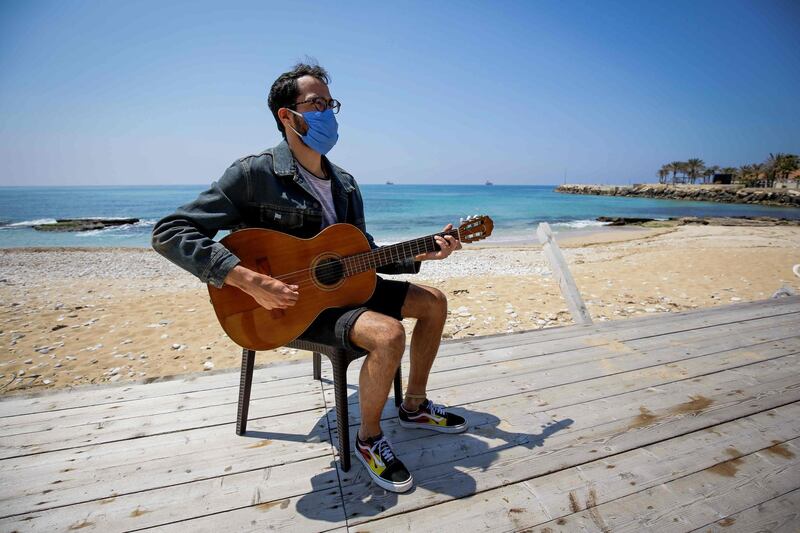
267, 62, 330, 138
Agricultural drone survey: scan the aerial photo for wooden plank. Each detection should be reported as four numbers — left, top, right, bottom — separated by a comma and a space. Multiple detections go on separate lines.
0, 407, 333, 517
532, 438, 800, 532
689, 488, 800, 532
329, 343, 800, 462
339, 355, 800, 524
1, 378, 320, 436
0, 357, 321, 417
0, 386, 327, 459
133, 493, 349, 533
430, 295, 800, 360
322, 313, 800, 411
0, 455, 344, 532
537, 221, 593, 325
344, 403, 800, 532
323, 323, 800, 430
320, 304, 800, 394
325, 335, 799, 437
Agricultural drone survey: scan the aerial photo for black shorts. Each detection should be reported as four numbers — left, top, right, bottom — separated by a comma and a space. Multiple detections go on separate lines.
296, 276, 410, 352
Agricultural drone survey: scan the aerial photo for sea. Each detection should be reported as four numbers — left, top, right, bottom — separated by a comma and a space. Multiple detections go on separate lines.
1, 184, 799, 249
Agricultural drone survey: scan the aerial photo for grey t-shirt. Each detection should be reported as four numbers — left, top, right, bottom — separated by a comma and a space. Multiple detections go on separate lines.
296, 162, 338, 228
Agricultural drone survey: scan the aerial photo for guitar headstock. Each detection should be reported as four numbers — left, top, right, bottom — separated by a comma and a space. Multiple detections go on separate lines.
457, 215, 494, 243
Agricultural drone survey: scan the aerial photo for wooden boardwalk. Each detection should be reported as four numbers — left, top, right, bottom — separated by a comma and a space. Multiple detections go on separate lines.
2, 296, 800, 532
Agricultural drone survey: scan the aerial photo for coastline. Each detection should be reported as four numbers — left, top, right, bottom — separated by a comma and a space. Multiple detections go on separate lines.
2, 224, 799, 396
556, 183, 800, 208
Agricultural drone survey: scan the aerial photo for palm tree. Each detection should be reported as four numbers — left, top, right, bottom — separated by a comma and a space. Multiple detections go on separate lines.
668, 161, 683, 184
657, 165, 670, 184
685, 158, 705, 184
765, 153, 800, 187
703, 165, 720, 184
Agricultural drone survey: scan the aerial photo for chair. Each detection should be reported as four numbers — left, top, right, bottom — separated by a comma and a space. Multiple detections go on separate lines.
235, 339, 403, 471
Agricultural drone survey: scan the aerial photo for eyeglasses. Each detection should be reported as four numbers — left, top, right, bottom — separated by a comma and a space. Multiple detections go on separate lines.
290, 96, 341, 114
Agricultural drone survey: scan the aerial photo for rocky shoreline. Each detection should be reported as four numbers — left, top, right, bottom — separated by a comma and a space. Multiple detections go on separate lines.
556, 184, 800, 207
596, 216, 800, 227
33, 218, 140, 232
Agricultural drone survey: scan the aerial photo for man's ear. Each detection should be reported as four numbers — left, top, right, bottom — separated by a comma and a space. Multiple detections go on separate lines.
278, 108, 305, 135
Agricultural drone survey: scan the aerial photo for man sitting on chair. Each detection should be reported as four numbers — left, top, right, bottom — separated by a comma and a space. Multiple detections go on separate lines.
152, 62, 467, 493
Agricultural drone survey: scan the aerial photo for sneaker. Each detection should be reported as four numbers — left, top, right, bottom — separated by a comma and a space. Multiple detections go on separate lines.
399, 398, 468, 433
355, 431, 413, 493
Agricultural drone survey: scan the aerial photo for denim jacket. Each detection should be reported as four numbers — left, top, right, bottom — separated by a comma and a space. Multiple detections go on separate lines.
151, 140, 421, 288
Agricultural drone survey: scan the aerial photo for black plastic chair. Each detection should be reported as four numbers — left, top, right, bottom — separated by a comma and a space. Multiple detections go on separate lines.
235, 339, 403, 471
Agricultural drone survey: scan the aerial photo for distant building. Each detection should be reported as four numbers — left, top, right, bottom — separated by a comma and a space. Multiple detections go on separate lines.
712, 173, 733, 185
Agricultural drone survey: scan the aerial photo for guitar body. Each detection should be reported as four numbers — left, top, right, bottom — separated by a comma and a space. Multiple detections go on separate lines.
207, 224, 377, 350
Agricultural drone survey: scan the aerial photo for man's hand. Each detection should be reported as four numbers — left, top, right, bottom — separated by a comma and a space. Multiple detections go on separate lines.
415, 223, 462, 261
223, 265, 299, 310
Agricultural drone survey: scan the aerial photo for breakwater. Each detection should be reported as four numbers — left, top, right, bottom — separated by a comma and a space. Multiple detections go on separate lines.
555, 184, 800, 207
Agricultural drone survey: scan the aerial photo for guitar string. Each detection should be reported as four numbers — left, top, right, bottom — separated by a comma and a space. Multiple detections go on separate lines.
255, 230, 462, 285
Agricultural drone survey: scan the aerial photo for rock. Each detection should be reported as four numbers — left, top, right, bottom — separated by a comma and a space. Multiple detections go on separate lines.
51, 324, 67, 331
23, 359, 33, 364
43, 379, 52, 385
109, 374, 121, 382
203, 361, 214, 371
33, 218, 140, 232
171, 343, 186, 351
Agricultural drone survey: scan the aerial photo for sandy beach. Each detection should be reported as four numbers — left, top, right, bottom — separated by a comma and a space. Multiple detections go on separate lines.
1, 224, 798, 396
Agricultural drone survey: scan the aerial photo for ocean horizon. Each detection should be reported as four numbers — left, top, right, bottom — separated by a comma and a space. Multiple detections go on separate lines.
2, 184, 799, 249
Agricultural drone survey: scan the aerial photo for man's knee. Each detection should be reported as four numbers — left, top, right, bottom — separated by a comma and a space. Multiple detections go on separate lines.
403, 284, 448, 321
350, 312, 405, 358
428, 287, 448, 318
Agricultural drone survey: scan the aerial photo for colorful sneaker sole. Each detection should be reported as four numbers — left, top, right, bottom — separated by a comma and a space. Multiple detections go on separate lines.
398, 417, 468, 433
354, 444, 414, 493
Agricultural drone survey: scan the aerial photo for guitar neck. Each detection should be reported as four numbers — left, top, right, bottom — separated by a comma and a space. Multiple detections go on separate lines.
344, 228, 460, 276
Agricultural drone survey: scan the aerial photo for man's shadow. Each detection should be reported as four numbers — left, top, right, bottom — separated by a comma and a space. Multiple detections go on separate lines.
243, 380, 573, 524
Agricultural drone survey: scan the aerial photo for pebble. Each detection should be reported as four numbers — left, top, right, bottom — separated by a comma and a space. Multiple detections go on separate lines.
23, 359, 33, 364
172, 343, 187, 351
43, 379, 51, 385
203, 361, 214, 371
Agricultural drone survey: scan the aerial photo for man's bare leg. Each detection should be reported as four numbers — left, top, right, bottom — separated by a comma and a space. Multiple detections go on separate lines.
349, 311, 406, 440
399, 284, 448, 411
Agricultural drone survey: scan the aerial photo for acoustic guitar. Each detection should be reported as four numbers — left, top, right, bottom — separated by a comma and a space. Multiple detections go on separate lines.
208, 215, 494, 350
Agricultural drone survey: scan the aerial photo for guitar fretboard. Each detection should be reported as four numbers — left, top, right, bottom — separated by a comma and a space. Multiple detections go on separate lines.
343, 229, 459, 276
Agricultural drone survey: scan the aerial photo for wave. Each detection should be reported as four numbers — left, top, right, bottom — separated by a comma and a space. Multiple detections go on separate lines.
0, 218, 58, 228
550, 219, 611, 229
74, 219, 158, 237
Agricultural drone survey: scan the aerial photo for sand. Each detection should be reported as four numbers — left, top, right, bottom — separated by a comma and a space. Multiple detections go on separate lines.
2, 224, 799, 396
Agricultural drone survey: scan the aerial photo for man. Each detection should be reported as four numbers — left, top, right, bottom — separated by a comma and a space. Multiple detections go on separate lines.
152, 63, 466, 493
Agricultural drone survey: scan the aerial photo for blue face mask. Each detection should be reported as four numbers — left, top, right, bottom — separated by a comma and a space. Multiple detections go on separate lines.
288, 108, 339, 155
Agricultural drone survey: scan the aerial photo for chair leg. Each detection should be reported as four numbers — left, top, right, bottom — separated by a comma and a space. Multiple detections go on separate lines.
331, 353, 351, 471
313, 351, 321, 381
236, 349, 256, 436
393, 365, 403, 407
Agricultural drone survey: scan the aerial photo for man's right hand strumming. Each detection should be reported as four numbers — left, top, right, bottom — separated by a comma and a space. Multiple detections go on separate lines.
223, 265, 299, 310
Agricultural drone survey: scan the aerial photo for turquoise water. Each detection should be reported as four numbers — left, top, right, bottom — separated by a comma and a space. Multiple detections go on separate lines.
1, 184, 798, 248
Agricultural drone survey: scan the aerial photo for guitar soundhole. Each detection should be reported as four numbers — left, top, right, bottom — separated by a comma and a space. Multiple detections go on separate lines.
314, 257, 345, 287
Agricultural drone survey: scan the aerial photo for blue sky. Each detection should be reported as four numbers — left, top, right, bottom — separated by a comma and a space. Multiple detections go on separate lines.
1, 0, 798, 186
